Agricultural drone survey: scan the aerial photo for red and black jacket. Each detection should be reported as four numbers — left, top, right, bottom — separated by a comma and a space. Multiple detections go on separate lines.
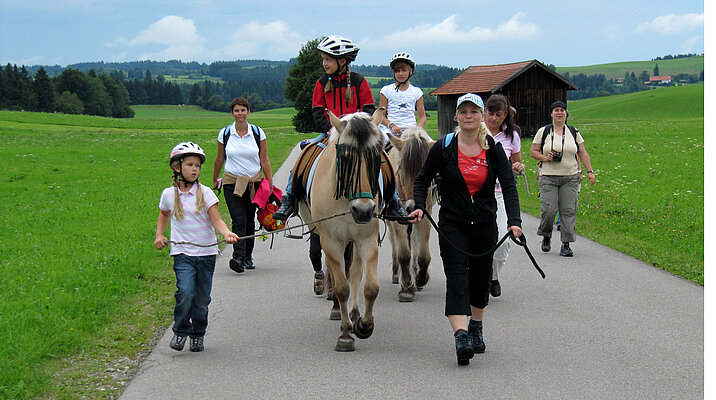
311, 71, 376, 133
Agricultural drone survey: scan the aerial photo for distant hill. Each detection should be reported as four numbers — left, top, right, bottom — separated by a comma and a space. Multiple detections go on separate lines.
570, 83, 704, 122
557, 56, 704, 80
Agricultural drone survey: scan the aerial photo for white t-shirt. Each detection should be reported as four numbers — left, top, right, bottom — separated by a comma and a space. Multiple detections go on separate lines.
217, 123, 267, 177
159, 183, 220, 256
491, 127, 521, 193
380, 83, 424, 129
532, 125, 584, 176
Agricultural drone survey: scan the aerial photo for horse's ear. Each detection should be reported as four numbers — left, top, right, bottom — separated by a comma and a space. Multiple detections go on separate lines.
388, 133, 406, 152
372, 107, 385, 126
328, 110, 344, 134
427, 139, 437, 151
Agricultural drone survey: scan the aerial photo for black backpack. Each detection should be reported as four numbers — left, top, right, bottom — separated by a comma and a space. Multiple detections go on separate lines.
222, 123, 262, 159
540, 124, 580, 153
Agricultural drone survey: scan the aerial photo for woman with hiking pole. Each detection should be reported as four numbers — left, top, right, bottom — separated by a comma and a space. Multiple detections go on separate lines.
530, 101, 595, 257
408, 93, 522, 366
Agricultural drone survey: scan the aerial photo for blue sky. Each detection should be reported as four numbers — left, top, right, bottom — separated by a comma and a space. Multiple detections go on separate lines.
0, 0, 705, 68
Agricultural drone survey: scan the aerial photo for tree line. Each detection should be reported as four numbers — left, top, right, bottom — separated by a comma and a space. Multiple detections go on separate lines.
0, 64, 134, 117
564, 69, 703, 100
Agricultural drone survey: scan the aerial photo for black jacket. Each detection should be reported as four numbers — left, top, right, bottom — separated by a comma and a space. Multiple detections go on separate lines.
414, 133, 521, 228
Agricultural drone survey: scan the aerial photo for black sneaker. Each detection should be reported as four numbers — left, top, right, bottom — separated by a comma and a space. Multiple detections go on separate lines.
490, 279, 501, 297
468, 320, 486, 353
560, 242, 574, 257
454, 329, 474, 365
229, 258, 245, 273
243, 257, 255, 270
189, 336, 204, 352
170, 334, 187, 351
272, 193, 295, 221
541, 236, 551, 252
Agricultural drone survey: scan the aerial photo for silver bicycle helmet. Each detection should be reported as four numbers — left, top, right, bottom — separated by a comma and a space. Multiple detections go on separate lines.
170, 141, 206, 165
317, 35, 360, 62
390, 52, 415, 70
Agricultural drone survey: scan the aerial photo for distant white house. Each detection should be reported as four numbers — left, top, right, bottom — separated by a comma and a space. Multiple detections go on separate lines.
646, 75, 672, 85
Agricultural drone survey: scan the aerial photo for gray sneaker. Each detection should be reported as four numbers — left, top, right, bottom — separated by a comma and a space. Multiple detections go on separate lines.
189, 336, 204, 352
170, 334, 187, 351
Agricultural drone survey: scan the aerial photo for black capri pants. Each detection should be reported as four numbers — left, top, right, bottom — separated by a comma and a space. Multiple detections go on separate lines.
438, 220, 497, 316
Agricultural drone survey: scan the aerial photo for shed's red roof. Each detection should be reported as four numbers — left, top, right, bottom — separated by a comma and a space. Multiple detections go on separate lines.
431, 59, 577, 95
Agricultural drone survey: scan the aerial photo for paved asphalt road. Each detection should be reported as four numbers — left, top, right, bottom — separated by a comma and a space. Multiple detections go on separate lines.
121, 144, 703, 400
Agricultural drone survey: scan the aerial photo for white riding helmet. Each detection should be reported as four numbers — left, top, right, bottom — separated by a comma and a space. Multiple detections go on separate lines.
170, 141, 206, 165
317, 35, 360, 62
390, 52, 415, 70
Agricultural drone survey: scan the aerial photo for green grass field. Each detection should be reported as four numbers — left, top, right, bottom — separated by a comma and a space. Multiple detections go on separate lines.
0, 84, 704, 398
557, 55, 704, 80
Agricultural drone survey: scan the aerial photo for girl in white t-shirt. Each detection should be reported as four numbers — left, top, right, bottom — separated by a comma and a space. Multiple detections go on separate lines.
378, 52, 427, 140
155, 142, 239, 352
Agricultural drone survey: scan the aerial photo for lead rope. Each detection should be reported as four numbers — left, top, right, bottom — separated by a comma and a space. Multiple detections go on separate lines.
164, 210, 351, 248
418, 207, 545, 279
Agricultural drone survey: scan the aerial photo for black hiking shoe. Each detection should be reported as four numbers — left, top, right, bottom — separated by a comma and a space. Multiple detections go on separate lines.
243, 257, 255, 270
468, 320, 486, 353
189, 336, 204, 352
454, 329, 474, 365
382, 197, 410, 225
490, 279, 501, 297
170, 334, 187, 351
541, 236, 551, 252
560, 242, 574, 257
229, 258, 245, 274
272, 193, 295, 221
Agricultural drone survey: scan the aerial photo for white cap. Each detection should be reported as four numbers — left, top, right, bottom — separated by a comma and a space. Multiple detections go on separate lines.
456, 93, 484, 110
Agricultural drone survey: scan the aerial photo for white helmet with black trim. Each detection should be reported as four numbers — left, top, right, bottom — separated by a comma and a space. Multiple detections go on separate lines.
170, 141, 206, 165
390, 52, 415, 70
317, 35, 360, 62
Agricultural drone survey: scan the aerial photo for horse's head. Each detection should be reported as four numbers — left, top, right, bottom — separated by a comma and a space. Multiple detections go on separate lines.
329, 110, 384, 224
389, 126, 435, 212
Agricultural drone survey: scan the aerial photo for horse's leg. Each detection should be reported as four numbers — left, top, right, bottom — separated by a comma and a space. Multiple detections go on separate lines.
388, 224, 401, 284
397, 224, 416, 302
322, 239, 354, 352
415, 220, 432, 290
348, 243, 363, 323
353, 238, 379, 339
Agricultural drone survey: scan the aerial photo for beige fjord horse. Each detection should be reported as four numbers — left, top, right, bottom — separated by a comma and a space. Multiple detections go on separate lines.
386, 127, 437, 302
298, 110, 386, 352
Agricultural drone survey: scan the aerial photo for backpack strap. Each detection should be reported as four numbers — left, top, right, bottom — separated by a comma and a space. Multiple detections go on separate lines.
222, 123, 233, 159
223, 123, 263, 159
541, 124, 580, 153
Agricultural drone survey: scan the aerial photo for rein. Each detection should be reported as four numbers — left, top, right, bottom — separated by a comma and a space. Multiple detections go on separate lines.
418, 208, 545, 279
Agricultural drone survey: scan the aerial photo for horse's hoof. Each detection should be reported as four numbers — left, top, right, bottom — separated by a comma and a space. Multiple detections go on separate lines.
349, 307, 361, 323
398, 290, 415, 302
392, 274, 399, 284
353, 317, 374, 339
335, 337, 355, 352
416, 272, 430, 288
329, 308, 341, 320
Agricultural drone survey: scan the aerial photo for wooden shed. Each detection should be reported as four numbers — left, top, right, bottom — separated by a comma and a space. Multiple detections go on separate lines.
430, 60, 578, 137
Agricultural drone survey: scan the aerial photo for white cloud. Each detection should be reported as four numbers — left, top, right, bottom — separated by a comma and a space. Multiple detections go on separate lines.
126, 16, 206, 61
634, 13, 704, 35
363, 13, 538, 48
680, 36, 701, 53
215, 20, 304, 59
605, 25, 619, 40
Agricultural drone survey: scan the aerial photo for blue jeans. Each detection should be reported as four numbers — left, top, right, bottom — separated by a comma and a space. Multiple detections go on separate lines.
172, 253, 216, 337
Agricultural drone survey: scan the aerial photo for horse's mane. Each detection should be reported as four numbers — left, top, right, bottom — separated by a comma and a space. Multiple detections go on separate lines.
398, 126, 432, 183
328, 112, 384, 152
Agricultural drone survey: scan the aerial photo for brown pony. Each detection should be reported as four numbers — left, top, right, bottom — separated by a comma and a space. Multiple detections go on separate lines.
386, 127, 437, 302
298, 110, 386, 352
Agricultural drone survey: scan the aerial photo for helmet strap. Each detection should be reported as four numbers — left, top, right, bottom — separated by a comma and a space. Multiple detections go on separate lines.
173, 159, 198, 188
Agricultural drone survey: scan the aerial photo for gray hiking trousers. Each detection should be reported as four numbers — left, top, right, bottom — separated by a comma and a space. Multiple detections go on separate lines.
537, 174, 580, 243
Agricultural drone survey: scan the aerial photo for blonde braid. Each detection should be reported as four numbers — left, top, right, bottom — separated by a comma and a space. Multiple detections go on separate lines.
324, 76, 333, 93
194, 180, 206, 212
344, 63, 354, 104
171, 165, 185, 220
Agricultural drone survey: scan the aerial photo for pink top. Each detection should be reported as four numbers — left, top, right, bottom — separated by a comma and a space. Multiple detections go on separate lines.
492, 127, 521, 192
